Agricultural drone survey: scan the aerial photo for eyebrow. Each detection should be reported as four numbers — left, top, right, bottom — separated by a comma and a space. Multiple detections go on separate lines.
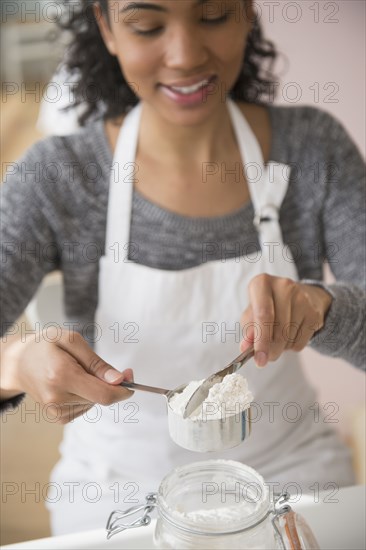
119, 0, 210, 14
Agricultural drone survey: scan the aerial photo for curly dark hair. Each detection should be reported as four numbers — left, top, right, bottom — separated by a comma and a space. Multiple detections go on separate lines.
58, 0, 279, 126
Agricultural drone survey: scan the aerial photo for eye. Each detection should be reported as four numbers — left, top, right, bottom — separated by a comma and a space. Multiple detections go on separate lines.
131, 11, 230, 37
132, 26, 163, 37
201, 13, 229, 25
132, 27, 163, 36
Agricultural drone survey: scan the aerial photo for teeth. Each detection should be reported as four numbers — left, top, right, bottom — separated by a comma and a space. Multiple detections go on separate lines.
170, 79, 210, 95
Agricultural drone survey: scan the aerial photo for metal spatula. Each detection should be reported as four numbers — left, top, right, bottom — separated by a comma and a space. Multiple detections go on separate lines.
182, 346, 254, 419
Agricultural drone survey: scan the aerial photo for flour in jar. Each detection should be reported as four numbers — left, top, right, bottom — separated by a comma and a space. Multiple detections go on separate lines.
168, 373, 253, 420
172, 500, 259, 527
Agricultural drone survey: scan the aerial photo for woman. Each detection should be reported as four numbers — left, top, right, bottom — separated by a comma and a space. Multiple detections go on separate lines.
1, 0, 365, 535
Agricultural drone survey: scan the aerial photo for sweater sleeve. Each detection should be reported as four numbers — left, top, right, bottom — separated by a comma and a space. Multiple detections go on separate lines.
1, 142, 62, 411
303, 110, 366, 370
1, 142, 61, 337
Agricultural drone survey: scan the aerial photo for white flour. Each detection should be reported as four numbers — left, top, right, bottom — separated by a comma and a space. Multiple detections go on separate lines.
169, 373, 253, 421
172, 501, 258, 526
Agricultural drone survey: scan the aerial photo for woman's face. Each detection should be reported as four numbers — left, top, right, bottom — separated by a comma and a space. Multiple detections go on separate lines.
96, 0, 253, 126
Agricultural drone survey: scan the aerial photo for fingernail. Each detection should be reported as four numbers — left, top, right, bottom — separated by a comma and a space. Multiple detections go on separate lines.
104, 369, 122, 383
255, 352, 267, 367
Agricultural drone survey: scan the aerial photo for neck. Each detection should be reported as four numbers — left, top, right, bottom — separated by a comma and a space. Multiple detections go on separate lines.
138, 102, 235, 168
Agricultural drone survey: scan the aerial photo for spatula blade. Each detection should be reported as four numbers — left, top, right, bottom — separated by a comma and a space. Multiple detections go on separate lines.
182, 347, 254, 419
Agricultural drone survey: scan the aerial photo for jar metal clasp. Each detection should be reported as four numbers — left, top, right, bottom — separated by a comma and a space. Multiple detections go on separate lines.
271, 492, 293, 549
106, 492, 158, 539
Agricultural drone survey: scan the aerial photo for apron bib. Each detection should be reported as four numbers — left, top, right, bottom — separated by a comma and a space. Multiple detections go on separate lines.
49, 100, 353, 534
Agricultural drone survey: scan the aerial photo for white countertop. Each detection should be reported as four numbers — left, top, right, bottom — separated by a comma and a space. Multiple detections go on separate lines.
2, 485, 365, 550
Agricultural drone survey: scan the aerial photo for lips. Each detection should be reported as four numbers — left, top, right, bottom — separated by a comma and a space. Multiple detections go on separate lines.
159, 75, 217, 94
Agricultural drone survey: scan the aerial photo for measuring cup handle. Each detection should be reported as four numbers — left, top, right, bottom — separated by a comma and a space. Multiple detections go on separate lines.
120, 381, 168, 396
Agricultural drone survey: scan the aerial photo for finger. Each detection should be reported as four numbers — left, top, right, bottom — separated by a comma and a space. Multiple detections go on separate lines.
47, 348, 132, 406
248, 275, 275, 367
67, 364, 134, 406
106, 368, 134, 385
240, 306, 255, 352
56, 331, 134, 385
41, 346, 134, 406
270, 282, 293, 361
240, 336, 254, 353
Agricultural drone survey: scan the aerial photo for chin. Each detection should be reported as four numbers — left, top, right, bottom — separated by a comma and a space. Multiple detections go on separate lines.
158, 96, 226, 127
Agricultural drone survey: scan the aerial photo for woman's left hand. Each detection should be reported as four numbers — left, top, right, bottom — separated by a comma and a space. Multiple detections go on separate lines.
239, 274, 333, 367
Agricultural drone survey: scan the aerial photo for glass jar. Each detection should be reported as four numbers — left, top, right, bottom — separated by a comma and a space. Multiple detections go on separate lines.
154, 459, 275, 549
106, 459, 319, 550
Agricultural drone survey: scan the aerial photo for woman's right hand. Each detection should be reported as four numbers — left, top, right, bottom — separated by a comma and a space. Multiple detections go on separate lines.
0, 329, 133, 423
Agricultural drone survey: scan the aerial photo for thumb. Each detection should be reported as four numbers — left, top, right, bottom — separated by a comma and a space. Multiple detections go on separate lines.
104, 367, 134, 385
75, 350, 133, 385
240, 338, 253, 353
81, 353, 129, 384
240, 307, 255, 352
55, 334, 134, 386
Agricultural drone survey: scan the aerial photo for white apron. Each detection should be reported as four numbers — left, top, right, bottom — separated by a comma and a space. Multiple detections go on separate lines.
50, 100, 353, 534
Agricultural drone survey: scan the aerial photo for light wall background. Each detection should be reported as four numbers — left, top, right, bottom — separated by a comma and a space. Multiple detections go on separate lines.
263, 0, 365, 150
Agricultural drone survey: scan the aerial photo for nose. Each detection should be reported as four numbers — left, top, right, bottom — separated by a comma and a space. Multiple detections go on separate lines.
164, 25, 209, 71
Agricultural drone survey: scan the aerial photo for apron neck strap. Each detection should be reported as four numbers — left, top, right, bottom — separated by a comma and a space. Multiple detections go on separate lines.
105, 103, 143, 251
226, 98, 291, 244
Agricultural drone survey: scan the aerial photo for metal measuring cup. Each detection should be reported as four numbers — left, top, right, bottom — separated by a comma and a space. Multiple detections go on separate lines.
169, 347, 254, 451
167, 398, 252, 452
120, 347, 254, 452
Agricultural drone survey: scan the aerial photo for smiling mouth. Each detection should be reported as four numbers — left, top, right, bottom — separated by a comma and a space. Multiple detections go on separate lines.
160, 75, 217, 95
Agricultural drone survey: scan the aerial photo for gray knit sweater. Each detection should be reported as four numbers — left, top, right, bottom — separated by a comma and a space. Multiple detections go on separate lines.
1, 105, 365, 392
